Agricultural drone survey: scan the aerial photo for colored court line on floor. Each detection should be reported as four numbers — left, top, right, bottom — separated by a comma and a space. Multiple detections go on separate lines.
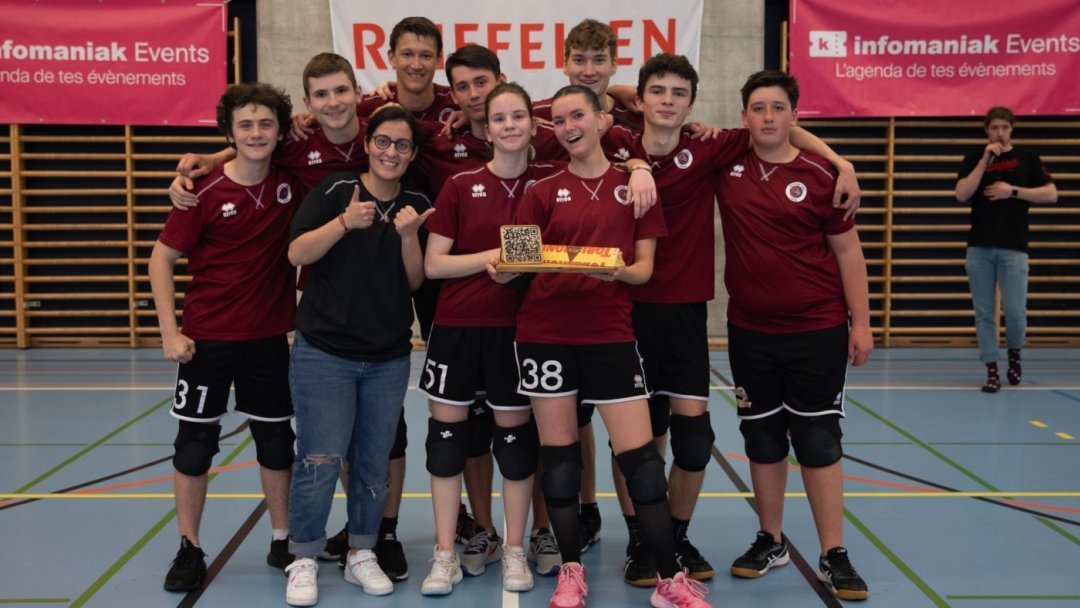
947, 595, 1080, 601
67, 434, 254, 608
1051, 389, 1080, 403
0, 601, 69, 604
845, 394, 1080, 547
9, 396, 172, 494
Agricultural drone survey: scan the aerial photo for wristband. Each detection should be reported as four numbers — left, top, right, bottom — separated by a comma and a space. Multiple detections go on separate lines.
631, 164, 652, 173
338, 213, 348, 231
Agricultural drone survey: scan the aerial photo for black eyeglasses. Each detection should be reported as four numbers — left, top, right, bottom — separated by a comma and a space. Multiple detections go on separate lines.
372, 135, 416, 154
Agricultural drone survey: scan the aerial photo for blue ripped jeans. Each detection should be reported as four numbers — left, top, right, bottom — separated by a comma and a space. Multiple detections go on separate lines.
287, 332, 409, 558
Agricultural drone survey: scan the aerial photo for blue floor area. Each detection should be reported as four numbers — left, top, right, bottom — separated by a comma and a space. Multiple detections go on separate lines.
1, 347, 1078, 607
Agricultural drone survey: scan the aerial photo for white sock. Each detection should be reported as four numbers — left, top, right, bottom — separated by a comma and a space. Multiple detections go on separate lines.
272, 528, 289, 541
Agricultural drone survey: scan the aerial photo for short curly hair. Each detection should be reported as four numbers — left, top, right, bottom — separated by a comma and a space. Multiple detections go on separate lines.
215, 83, 293, 147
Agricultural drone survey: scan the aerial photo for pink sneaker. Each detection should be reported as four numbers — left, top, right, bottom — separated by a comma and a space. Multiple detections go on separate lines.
651, 570, 711, 608
549, 562, 588, 608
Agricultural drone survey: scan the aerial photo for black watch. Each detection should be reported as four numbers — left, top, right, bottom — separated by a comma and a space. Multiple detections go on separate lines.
1011, 188, 1018, 198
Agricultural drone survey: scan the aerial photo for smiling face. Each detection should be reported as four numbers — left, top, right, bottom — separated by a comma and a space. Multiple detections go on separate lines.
551, 91, 602, 159
563, 46, 616, 99
363, 119, 416, 183
485, 90, 535, 154
389, 33, 440, 97
227, 103, 279, 163
303, 71, 359, 134
638, 72, 694, 131
742, 85, 797, 152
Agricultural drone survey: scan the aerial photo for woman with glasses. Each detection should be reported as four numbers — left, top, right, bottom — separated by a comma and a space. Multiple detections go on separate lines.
282, 106, 434, 606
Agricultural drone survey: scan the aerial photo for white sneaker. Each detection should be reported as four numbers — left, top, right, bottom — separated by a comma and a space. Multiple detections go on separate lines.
528, 527, 562, 576
284, 558, 318, 606
343, 549, 393, 596
421, 546, 463, 595
502, 545, 534, 592
461, 529, 502, 576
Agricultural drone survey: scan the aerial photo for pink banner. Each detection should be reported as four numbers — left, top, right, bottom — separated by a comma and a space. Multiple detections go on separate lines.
789, 0, 1080, 118
0, 0, 227, 126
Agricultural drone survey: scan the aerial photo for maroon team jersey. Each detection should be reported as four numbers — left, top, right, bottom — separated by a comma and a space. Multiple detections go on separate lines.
415, 122, 565, 199
356, 83, 457, 122
273, 122, 369, 192
534, 95, 642, 130
427, 162, 565, 326
514, 164, 668, 344
158, 164, 301, 340
603, 125, 751, 303
715, 149, 854, 334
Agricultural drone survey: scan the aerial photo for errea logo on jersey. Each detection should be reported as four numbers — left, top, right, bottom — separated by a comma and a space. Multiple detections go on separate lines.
453, 143, 468, 158
221, 202, 237, 218
307, 151, 322, 165
471, 183, 486, 198
555, 188, 571, 203
614, 147, 630, 161
730, 164, 745, 178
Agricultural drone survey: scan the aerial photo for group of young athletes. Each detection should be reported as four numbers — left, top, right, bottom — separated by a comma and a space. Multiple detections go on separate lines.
151, 15, 874, 608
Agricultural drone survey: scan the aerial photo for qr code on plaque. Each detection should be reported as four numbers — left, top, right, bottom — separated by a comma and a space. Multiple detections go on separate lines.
500, 225, 542, 263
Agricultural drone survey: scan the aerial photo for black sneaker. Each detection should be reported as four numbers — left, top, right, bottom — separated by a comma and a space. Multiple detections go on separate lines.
676, 535, 715, 581
455, 503, 478, 545
320, 525, 348, 561
579, 504, 602, 553
623, 539, 658, 587
375, 531, 409, 581
818, 547, 869, 601
164, 536, 206, 591
730, 530, 789, 579
266, 538, 293, 571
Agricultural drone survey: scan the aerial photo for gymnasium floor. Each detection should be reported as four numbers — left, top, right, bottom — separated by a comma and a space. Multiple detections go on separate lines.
1, 347, 1078, 607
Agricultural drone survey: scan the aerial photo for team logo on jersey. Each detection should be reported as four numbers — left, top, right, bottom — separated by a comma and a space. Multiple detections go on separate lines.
276, 183, 293, 204
307, 150, 322, 166
614, 147, 631, 161
785, 181, 808, 203
453, 143, 468, 158
471, 183, 487, 198
734, 386, 752, 409
220, 202, 237, 218
438, 107, 454, 123
614, 185, 631, 206
674, 148, 693, 169
730, 164, 745, 178
555, 188, 572, 203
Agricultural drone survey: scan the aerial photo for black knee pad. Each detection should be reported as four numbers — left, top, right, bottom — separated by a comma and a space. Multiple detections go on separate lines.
248, 419, 296, 471
669, 412, 715, 472
648, 394, 672, 437
540, 443, 582, 508
173, 420, 222, 476
576, 401, 595, 429
467, 399, 493, 458
740, 416, 790, 464
389, 412, 407, 460
615, 443, 668, 506
492, 419, 539, 481
425, 418, 470, 478
790, 415, 843, 468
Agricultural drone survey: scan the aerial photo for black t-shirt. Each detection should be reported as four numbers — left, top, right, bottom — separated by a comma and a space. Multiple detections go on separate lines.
290, 172, 432, 360
958, 147, 1052, 252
